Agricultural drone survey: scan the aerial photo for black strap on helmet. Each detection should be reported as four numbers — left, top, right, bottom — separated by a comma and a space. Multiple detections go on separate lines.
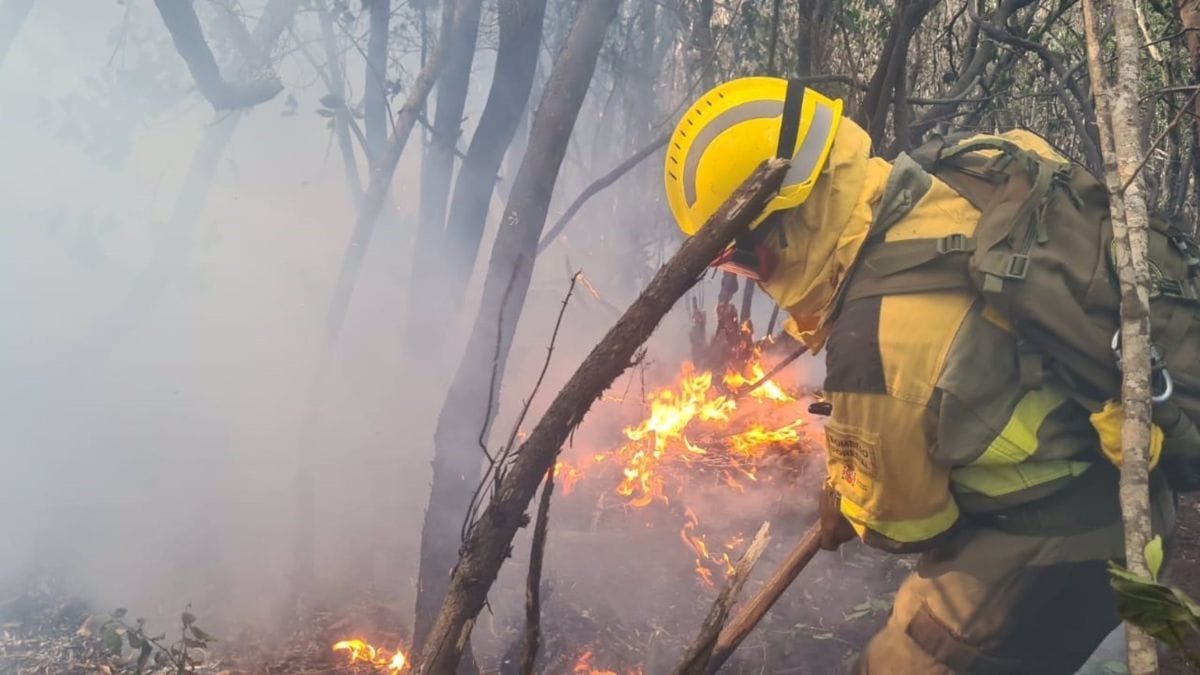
776, 78, 806, 161
723, 79, 805, 280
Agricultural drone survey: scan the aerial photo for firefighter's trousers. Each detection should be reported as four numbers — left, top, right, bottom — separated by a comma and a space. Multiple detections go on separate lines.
854, 472, 1177, 675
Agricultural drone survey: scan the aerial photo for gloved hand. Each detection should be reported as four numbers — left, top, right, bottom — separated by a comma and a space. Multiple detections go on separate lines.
818, 479, 857, 551
1089, 399, 1163, 469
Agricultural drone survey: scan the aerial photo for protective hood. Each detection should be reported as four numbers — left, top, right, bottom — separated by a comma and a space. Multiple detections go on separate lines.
758, 119, 889, 351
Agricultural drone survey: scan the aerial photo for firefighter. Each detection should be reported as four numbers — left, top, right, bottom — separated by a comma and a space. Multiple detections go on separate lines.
663, 76, 1178, 674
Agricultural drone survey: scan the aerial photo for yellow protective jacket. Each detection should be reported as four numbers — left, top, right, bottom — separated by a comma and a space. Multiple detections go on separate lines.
760, 122, 1101, 552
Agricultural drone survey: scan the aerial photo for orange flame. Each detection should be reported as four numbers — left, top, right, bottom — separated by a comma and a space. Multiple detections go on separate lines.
332, 638, 408, 672
566, 350, 813, 586
604, 358, 803, 509
573, 649, 642, 675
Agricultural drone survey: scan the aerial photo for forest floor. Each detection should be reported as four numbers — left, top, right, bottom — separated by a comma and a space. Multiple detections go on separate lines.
3, 496, 1199, 674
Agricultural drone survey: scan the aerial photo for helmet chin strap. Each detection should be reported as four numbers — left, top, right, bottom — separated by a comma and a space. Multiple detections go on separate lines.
720, 78, 805, 281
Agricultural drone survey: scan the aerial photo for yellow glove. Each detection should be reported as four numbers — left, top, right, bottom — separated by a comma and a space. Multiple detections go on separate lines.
1089, 400, 1163, 469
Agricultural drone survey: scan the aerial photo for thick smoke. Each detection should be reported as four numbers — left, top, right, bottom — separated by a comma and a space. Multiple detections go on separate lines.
0, 0, 833, 667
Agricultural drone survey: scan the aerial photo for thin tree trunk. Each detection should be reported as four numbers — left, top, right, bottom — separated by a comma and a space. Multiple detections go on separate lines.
364, 0, 391, 161
436, 0, 549, 325
519, 471, 555, 675
1177, 0, 1200, 212
318, 4, 365, 206
153, 0, 283, 110
0, 0, 34, 67
412, 158, 791, 675
405, 0, 485, 356
412, 0, 619, 651
288, 0, 459, 599
853, 0, 938, 152
321, 0, 459, 342
1081, 1, 1159, 673
52, 0, 298, 380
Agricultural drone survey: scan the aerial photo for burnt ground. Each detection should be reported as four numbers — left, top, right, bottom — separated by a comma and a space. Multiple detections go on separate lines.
3, 496, 1200, 674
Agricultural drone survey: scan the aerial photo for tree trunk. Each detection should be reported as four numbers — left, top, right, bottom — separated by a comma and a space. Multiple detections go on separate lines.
0, 0, 34, 67
1081, 1, 1159, 673
364, 0, 391, 161
52, 0, 298, 380
289, 0, 459, 598
412, 159, 791, 675
853, 0, 938, 153
318, 4, 365, 206
321, 0, 459, 342
153, 0, 283, 110
435, 0, 549, 326
405, 0, 485, 357
1177, 0, 1200, 212
412, 0, 619, 651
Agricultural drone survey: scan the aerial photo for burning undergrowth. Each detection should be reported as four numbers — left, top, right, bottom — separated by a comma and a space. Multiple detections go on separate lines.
550, 341, 826, 590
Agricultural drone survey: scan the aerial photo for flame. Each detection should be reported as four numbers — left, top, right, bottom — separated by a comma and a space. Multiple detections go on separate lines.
573, 649, 642, 675
723, 361, 794, 403
605, 358, 802, 509
554, 460, 585, 495
563, 349, 815, 586
332, 638, 408, 672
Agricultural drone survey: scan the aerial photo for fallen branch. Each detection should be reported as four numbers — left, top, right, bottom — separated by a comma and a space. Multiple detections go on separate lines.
413, 158, 791, 675
706, 521, 822, 673
672, 522, 771, 675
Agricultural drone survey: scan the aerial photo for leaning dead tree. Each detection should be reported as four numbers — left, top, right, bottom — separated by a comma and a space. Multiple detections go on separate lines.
412, 158, 790, 675
1082, 0, 1159, 673
153, 0, 283, 110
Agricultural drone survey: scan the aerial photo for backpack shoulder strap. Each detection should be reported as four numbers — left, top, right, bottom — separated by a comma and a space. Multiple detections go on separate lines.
827, 153, 977, 320
838, 153, 977, 304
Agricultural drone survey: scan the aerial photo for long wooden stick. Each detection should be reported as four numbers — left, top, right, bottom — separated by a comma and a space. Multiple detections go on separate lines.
705, 521, 823, 674
672, 522, 772, 675
413, 158, 792, 675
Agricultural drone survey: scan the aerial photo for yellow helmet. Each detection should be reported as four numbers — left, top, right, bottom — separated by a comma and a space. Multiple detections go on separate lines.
664, 77, 843, 236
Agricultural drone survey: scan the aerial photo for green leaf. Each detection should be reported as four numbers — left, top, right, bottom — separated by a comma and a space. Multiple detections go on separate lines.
1145, 536, 1164, 582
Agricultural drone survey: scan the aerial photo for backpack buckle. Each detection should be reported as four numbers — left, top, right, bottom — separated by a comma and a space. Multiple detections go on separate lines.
936, 233, 972, 254
1005, 254, 1030, 279
1157, 278, 1200, 302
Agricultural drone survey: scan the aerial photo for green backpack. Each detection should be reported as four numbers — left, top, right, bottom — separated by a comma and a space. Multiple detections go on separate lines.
838, 134, 1200, 489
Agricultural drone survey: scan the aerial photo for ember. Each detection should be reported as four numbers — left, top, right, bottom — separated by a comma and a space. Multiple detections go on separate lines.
332, 638, 409, 672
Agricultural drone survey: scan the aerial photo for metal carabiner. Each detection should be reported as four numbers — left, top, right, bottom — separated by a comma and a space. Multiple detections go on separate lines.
1112, 329, 1175, 404
1153, 368, 1175, 404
